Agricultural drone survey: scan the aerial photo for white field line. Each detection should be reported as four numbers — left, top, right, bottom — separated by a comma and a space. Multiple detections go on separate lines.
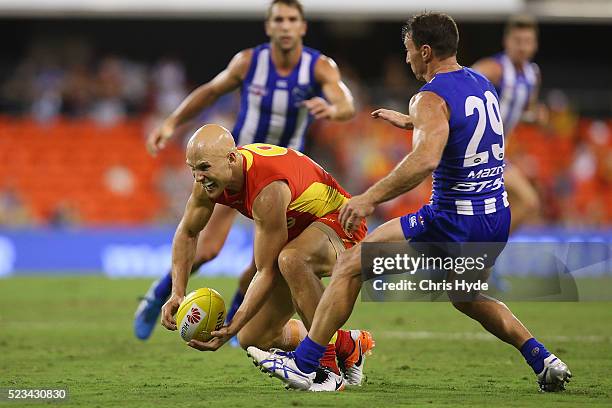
379, 331, 612, 343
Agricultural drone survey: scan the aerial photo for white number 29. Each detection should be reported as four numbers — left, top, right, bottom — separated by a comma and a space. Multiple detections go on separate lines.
463, 91, 504, 167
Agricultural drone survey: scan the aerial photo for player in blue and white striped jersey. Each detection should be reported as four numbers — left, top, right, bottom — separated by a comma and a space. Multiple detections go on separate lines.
472, 16, 542, 233
135, 0, 355, 343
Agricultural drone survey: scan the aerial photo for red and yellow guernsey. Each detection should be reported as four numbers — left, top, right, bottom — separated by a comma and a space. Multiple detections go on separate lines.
213, 143, 366, 245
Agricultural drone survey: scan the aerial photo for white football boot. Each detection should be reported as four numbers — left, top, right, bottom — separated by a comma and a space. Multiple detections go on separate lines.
247, 346, 315, 391
536, 354, 572, 392
309, 367, 345, 392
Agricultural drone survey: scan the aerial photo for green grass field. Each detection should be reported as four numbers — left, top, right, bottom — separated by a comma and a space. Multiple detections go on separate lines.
1, 276, 611, 407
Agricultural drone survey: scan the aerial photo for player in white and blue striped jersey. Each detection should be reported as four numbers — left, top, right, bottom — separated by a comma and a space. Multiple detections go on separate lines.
472, 16, 542, 234
135, 0, 355, 343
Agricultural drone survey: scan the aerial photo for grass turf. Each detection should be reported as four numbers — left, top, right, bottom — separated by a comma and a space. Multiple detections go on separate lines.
1, 276, 611, 407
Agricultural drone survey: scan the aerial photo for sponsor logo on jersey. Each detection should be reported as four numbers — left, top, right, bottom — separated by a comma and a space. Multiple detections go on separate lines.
248, 84, 268, 97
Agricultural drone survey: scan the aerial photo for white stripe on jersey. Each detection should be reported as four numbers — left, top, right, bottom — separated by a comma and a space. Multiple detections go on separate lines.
267, 89, 289, 145
289, 107, 308, 150
298, 52, 312, 85
455, 200, 474, 215
502, 191, 510, 207
238, 48, 269, 146
484, 197, 497, 214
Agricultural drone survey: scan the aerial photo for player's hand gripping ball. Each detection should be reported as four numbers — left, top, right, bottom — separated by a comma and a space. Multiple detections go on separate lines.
175, 288, 226, 342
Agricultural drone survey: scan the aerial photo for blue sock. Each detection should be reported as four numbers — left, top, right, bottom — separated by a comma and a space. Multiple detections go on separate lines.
294, 335, 326, 374
520, 337, 551, 374
153, 273, 173, 300
225, 290, 245, 324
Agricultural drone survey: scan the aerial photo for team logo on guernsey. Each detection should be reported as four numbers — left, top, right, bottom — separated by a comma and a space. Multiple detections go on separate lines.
409, 216, 417, 228
248, 84, 267, 97
187, 307, 201, 324
292, 85, 315, 106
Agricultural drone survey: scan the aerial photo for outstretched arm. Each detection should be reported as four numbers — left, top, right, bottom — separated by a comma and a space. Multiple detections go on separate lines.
303, 56, 355, 121
371, 108, 413, 129
161, 182, 215, 330
146, 50, 252, 155
187, 181, 292, 351
340, 91, 449, 231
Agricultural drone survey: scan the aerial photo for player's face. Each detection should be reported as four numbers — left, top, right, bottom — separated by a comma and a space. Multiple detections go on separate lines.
187, 153, 233, 199
504, 28, 538, 64
404, 35, 426, 81
265, 4, 306, 52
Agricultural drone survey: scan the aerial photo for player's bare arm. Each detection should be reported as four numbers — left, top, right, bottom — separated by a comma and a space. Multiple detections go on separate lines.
303, 55, 354, 121
146, 49, 253, 155
161, 182, 215, 330
471, 57, 503, 87
340, 91, 449, 231
371, 108, 413, 129
187, 181, 291, 352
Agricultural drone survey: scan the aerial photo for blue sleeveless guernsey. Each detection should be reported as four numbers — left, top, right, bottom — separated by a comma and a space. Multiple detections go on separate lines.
400, 67, 511, 245
232, 43, 323, 151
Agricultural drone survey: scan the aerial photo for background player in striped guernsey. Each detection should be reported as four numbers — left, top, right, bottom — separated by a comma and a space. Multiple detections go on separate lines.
160, 124, 373, 391
472, 16, 543, 235
135, 0, 356, 341
248, 12, 572, 393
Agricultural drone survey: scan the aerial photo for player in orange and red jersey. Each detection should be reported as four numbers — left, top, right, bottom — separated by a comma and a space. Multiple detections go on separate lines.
160, 124, 373, 392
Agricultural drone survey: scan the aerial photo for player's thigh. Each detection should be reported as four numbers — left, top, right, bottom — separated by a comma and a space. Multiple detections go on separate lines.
335, 217, 406, 279
237, 277, 295, 348
363, 217, 406, 243
279, 224, 338, 279
504, 165, 538, 204
195, 205, 238, 253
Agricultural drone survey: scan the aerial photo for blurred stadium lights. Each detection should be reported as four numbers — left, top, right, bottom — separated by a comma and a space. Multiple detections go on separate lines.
527, 0, 612, 21
0, 0, 525, 19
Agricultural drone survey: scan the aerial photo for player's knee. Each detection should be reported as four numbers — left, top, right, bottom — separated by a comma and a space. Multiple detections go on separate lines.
277, 248, 311, 279
237, 329, 259, 350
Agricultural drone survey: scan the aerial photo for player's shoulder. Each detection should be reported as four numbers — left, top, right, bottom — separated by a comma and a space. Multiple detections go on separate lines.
471, 56, 503, 84
226, 48, 256, 80
313, 53, 340, 82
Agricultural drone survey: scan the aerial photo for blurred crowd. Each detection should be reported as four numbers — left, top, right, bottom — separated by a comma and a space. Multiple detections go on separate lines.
0, 42, 610, 229
1, 39, 188, 125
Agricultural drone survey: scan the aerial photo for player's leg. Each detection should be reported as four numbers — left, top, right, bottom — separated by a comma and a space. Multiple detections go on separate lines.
236, 276, 299, 350
450, 278, 571, 391
275, 223, 350, 388
248, 218, 404, 390
505, 165, 539, 233
134, 205, 237, 340
307, 218, 405, 349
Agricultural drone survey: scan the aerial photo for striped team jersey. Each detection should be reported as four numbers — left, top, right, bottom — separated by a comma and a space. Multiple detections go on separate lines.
232, 43, 323, 151
493, 52, 539, 135
420, 67, 509, 216
212, 143, 350, 241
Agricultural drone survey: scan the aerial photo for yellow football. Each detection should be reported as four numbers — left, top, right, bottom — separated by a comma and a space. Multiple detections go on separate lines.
175, 288, 226, 342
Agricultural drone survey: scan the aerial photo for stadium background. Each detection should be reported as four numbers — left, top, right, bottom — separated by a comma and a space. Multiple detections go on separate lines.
1, 0, 610, 277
